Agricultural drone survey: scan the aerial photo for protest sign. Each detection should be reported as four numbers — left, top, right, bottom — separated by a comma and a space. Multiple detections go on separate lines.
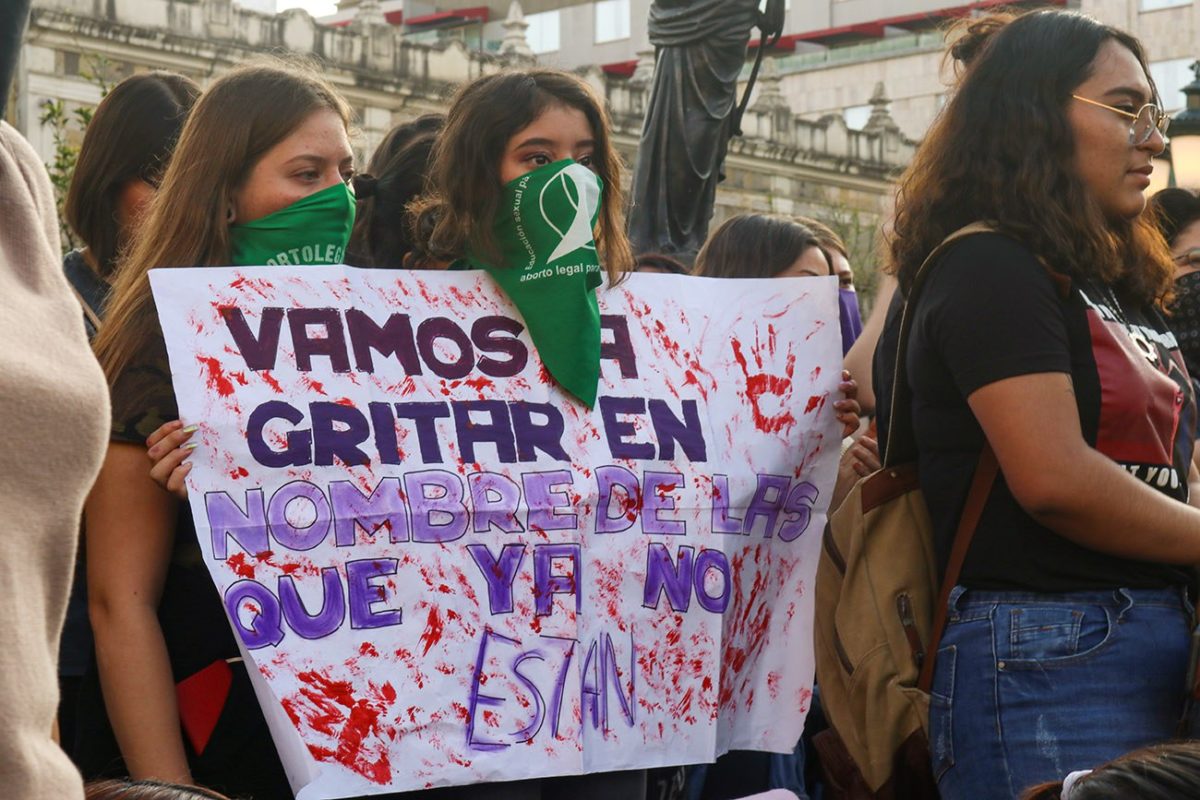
149, 266, 841, 797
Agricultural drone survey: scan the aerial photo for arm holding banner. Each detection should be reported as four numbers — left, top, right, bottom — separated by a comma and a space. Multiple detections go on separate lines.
86, 442, 192, 783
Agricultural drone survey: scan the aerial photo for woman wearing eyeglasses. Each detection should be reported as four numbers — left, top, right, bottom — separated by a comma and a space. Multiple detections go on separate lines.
881, 10, 1199, 799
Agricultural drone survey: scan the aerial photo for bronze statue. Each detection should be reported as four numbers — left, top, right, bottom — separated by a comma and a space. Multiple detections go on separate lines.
629, 0, 785, 262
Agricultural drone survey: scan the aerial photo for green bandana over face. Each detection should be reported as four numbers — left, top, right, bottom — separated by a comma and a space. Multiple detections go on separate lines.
464, 159, 605, 407
229, 181, 355, 267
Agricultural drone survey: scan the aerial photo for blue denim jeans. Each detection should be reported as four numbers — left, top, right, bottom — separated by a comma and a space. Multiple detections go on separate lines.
930, 586, 1191, 800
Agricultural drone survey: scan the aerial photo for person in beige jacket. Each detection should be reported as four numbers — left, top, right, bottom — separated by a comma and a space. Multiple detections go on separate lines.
0, 102, 110, 800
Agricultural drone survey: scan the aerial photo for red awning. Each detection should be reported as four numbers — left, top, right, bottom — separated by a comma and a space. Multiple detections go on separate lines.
754, 0, 1067, 50
602, 60, 639, 78
405, 6, 489, 27
878, 0, 1066, 30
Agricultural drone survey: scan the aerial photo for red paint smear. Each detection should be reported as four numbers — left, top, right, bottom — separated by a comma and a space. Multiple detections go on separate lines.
293, 671, 394, 785
226, 552, 256, 579
228, 466, 249, 479
465, 375, 495, 399
804, 393, 828, 415
336, 701, 391, 783
359, 642, 379, 657
672, 687, 694, 718
334, 397, 356, 407
260, 370, 284, 394
416, 279, 439, 309
198, 356, 235, 397
448, 285, 478, 309
301, 376, 328, 396
731, 338, 797, 435
417, 607, 444, 656
683, 369, 709, 401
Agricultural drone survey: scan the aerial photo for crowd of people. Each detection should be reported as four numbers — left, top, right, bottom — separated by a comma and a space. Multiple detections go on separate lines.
6, 2, 1200, 799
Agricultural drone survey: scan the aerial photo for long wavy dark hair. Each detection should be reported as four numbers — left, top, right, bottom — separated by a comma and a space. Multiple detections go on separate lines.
888, 10, 1174, 306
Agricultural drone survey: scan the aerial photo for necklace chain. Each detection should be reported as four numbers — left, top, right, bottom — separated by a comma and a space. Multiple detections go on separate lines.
1093, 280, 1160, 367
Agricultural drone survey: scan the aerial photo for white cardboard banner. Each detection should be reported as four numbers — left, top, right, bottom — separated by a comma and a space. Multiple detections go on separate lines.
149, 267, 840, 797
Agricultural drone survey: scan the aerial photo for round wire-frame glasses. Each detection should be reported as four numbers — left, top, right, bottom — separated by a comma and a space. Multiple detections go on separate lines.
1071, 94, 1171, 146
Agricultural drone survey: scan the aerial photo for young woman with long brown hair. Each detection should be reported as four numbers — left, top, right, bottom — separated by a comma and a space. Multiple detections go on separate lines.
58, 69, 200, 757
83, 59, 355, 796
881, 9, 1200, 797
64, 71, 200, 334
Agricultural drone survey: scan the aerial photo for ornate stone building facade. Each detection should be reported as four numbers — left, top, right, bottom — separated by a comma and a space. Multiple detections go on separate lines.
12, 0, 917, 279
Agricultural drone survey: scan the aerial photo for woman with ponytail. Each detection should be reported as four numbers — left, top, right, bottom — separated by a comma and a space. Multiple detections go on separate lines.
345, 113, 443, 269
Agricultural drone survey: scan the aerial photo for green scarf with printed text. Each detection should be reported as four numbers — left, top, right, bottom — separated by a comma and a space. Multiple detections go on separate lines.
461, 159, 605, 407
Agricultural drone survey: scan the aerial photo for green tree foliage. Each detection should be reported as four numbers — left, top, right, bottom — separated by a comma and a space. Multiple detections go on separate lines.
821, 204, 885, 313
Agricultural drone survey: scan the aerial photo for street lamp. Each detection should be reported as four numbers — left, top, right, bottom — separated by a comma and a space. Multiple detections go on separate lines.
1170, 61, 1200, 190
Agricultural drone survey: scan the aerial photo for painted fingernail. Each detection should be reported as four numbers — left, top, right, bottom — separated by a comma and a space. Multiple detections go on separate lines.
183, 425, 199, 433
183, 443, 199, 450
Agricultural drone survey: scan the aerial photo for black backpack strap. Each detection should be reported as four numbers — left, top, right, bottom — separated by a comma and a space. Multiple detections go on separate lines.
882, 221, 997, 467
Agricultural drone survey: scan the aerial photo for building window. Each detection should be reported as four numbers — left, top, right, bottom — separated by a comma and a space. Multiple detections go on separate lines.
844, 104, 871, 130
1150, 58, 1195, 112
58, 50, 81, 76
595, 0, 630, 44
526, 10, 561, 54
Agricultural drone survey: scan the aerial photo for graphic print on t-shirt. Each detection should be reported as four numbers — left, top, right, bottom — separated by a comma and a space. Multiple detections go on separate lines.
1081, 286, 1192, 500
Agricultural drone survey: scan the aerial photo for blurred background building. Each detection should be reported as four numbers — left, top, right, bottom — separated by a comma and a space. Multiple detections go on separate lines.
8, 0, 1199, 289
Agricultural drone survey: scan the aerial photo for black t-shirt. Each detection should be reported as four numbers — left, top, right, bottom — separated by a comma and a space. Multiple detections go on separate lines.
896, 233, 1194, 592
62, 249, 109, 339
